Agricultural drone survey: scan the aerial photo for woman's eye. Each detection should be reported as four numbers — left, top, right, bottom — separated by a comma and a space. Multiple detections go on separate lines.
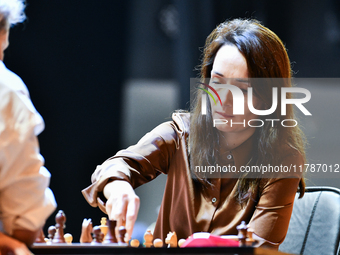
211, 81, 220, 84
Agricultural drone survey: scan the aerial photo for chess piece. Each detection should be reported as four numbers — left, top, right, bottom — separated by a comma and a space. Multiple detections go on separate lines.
246, 227, 257, 246
178, 238, 186, 247
64, 233, 73, 244
143, 229, 153, 247
237, 221, 248, 247
130, 239, 140, 247
153, 238, 163, 247
165, 231, 177, 248
34, 229, 45, 243
99, 217, 108, 238
118, 226, 127, 244
52, 210, 66, 243
91, 226, 104, 244
102, 220, 117, 243
47, 225, 56, 242
80, 218, 93, 243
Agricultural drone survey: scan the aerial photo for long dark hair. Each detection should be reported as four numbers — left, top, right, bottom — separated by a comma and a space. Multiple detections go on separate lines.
189, 19, 306, 204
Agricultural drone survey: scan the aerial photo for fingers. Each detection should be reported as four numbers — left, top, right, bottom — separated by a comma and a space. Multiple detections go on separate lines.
104, 181, 140, 242
104, 181, 130, 221
113, 194, 129, 220
112, 194, 140, 242
125, 196, 140, 241
113, 195, 128, 239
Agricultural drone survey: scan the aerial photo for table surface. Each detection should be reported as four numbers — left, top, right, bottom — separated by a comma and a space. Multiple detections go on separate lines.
30, 243, 294, 255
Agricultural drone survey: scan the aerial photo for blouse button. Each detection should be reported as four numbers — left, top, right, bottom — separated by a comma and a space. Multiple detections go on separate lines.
227, 154, 233, 160
212, 197, 217, 203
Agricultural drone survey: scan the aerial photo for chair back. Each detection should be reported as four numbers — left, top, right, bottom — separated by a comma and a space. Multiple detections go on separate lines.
279, 186, 340, 255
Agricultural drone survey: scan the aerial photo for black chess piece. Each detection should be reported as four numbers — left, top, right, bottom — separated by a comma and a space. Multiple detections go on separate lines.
102, 220, 117, 244
237, 221, 248, 247
48, 225, 56, 241
91, 226, 104, 244
52, 210, 66, 243
118, 226, 126, 244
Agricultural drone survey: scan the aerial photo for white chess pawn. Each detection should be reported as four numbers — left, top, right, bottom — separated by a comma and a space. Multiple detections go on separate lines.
130, 239, 140, 247
64, 233, 73, 244
153, 238, 163, 247
178, 238, 186, 247
143, 229, 153, 247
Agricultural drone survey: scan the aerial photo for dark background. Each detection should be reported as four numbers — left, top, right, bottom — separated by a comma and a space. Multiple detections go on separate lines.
4, 0, 340, 241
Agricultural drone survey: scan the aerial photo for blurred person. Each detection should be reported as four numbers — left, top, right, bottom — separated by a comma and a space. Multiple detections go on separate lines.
83, 19, 306, 250
0, 0, 56, 254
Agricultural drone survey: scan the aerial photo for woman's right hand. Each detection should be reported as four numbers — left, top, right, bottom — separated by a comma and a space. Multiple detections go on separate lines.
103, 180, 140, 242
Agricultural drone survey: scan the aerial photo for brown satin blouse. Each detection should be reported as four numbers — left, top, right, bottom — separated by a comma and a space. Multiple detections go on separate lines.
82, 112, 303, 249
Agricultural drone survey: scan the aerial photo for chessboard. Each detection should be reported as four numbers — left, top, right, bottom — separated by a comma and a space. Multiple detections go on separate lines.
30, 245, 293, 255
30, 210, 294, 255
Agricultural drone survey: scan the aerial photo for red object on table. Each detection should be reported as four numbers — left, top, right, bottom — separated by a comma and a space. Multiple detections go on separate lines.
181, 233, 239, 247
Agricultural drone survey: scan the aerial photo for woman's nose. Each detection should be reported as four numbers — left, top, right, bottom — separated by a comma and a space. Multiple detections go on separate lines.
221, 89, 233, 107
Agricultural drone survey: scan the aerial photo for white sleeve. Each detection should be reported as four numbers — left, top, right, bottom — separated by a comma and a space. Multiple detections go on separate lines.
0, 84, 57, 235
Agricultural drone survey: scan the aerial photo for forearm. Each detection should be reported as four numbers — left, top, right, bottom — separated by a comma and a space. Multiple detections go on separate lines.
0, 231, 34, 255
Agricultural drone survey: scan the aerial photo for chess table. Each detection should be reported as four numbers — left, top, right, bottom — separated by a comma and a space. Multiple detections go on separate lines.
35, 211, 295, 255
30, 244, 294, 255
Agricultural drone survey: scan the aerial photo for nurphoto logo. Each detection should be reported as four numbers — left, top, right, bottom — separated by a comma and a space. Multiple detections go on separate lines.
196, 78, 312, 128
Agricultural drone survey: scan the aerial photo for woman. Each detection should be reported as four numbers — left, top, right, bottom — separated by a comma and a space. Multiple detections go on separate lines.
82, 18, 306, 250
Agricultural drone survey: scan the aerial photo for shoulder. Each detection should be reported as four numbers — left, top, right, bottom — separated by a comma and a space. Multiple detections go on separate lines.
0, 61, 29, 94
0, 63, 44, 135
171, 112, 190, 135
140, 112, 190, 147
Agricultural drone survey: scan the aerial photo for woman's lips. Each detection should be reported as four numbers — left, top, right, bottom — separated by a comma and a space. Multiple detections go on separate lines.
216, 111, 234, 118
